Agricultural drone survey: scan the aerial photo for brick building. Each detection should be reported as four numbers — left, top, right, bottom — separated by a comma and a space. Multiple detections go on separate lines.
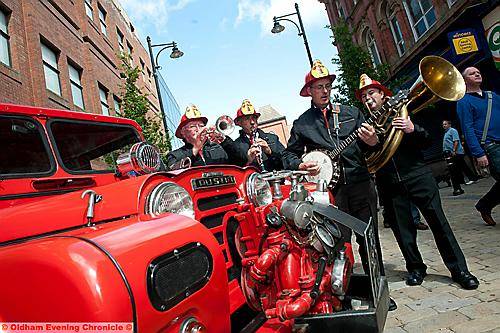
0, 0, 165, 118
257, 104, 290, 146
319, 0, 498, 159
320, 0, 499, 88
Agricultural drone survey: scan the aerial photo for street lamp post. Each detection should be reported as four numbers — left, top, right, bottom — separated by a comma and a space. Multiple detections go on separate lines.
272, 3, 313, 66
146, 36, 184, 138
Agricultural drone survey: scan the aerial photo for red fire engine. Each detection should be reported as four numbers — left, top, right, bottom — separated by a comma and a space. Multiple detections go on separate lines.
0, 103, 388, 332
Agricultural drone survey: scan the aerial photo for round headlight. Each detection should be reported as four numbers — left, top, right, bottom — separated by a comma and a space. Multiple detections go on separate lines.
246, 172, 272, 207
146, 182, 194, 218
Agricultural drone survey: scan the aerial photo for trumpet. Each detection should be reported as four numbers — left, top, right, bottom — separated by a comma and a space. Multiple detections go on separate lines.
202, 115, 235, 144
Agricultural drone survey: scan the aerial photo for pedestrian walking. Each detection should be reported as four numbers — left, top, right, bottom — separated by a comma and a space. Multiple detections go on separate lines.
456, 67, 499, 226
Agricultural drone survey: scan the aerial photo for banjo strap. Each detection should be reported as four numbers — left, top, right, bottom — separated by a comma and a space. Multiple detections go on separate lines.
321, 103, 342, 146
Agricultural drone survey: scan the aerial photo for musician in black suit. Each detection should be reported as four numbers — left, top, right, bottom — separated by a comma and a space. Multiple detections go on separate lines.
232, 99, 285, 171
282, 60, 396, 311
357, 74, 479, 290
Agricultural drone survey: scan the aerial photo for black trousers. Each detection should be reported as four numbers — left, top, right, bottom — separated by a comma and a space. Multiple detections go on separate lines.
476, 142, 500, 213
334, 179, 386, 276
448, 154, 479, 190
384, 172, 469, 275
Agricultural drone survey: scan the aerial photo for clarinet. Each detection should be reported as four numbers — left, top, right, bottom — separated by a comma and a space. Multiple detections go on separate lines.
252, 129, 266, 172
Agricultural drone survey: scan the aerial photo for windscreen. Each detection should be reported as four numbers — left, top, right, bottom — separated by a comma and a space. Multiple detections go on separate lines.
50, 120, 141, 172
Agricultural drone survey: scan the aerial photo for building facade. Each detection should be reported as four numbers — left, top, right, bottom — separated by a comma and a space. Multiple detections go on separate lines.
320, 0, 499, 159
320, 0, 499, 88
0, 0, 181, 144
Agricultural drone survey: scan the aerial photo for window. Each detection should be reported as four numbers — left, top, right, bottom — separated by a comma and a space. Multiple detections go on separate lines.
140, 59, 146, 82
403, 0, 436, 40
85, 0, 93, 20
69, 63, 84, 110
336, 0, 346, 20
147, 68, 152, 89
387, 7, 406, 56
1, 115, 53, 177
113, 96, 121, 115
365, 30, 381, 66
0, 9, 11, 66
117, 28, 124, 53
98, 5, 107, 36
99, 85, 109, 116
41, 42, 61, 95
127, 42, 133, 66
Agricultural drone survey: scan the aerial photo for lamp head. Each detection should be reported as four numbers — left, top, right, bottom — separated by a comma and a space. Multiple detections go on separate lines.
170, 46, 184, 59
271, 20, 285, 34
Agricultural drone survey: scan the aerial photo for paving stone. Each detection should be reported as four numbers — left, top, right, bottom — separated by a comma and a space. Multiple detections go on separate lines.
388, 296, 415, 307
451, 314, 500, 332
405, 292, 460, 311
474, 289, 500, 302
384, 327, 408, 333
385, 315, 402, 328
449, 287, 481, 299
389, 280, 409, 292
432, 296, 480, 313
483, 329, 500, 333
395, 307, 439, 325
480, 272, 500, 283
457, 300, 500, 319
393, 286, 435, 301
403, 311, 469, 332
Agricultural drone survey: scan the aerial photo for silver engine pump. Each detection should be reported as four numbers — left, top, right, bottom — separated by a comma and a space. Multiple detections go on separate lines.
260, 171, 352, 297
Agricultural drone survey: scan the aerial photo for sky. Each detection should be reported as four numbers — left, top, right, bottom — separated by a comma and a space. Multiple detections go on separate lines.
120, 0, 339, 127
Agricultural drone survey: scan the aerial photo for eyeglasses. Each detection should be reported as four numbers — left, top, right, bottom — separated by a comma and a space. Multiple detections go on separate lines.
311, 84, 332, 91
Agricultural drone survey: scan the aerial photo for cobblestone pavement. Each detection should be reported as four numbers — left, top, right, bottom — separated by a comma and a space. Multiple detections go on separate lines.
377, 177, 500, 333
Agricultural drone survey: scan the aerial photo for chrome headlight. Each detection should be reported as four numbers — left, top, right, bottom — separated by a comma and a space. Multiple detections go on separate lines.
246, 172, 272, 207
146, 182, 194, 219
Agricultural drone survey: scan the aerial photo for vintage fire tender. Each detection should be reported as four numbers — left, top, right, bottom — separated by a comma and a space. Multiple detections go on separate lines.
0, 103, 388, 332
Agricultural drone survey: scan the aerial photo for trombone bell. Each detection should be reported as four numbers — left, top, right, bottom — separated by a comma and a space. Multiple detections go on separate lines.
407, 56, 466, 114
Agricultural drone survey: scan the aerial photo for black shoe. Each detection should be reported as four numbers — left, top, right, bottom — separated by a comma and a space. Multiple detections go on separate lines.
475, 205, 496, 226
453, 189, 464, 196
388, 297, 397, 311
452, 271, 479, 290
406, 271, 426, 286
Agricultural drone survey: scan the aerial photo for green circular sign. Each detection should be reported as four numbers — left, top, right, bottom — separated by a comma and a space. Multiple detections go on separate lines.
488, 25, 500, 52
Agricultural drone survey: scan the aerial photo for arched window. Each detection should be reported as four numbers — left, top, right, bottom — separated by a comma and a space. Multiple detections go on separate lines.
386, 4, 406, 56
365, 29, 381, 67
403, 0, 436, 40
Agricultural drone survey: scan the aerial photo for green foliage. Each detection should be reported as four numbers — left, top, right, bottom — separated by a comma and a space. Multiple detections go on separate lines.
329, 24, 392, 110
117, 53, 172, 156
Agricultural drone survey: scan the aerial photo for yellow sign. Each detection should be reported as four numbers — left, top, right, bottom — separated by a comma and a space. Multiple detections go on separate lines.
452, 33, 478, 55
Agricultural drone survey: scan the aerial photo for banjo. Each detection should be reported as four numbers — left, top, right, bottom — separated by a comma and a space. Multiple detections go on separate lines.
302, 92, 407, 188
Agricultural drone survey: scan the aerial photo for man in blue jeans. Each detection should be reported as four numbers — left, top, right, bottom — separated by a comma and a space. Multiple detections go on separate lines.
457, 67, 499, 226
